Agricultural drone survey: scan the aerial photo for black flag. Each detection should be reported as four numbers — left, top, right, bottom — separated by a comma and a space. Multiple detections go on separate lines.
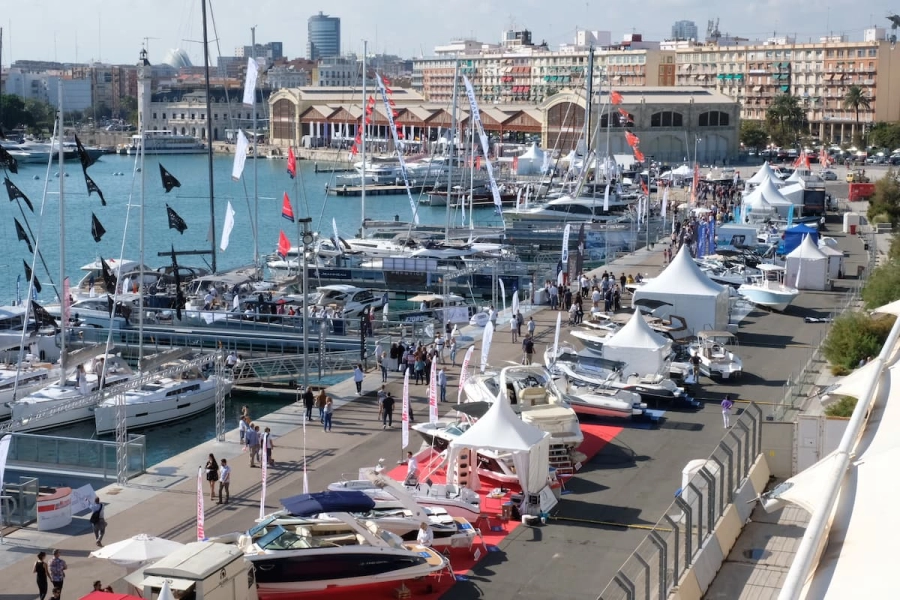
73, 134, 95, 172
23, 260, 41, 294
14, 218, 32, 252
30, 300, 56, 327
100, 257, 117, 293
166, 204, 188, 234
91, 213, 106, 243
4, 176, 33, 211
0, 144, 19, 174
159, 163, 181, 193
84, 173, 106, 206
170, 245, 184, 320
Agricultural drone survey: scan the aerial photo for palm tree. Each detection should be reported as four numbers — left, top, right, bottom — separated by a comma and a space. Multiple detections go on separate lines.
843, 85, 871, 140
766, 93, 805, 144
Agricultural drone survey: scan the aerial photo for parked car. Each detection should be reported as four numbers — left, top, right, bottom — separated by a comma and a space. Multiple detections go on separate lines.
820, 170, 838, 181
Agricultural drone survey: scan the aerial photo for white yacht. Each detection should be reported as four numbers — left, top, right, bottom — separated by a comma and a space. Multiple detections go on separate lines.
505, 195, 632, 223
315, 285, 386, 319
738, 264, 799, 312
47, 297, 134, 329
93, 368, 232, 434
0, 362, 55, 420
689, 331, 743, 380
127, 130, 205, 155
74, 258, 155, 298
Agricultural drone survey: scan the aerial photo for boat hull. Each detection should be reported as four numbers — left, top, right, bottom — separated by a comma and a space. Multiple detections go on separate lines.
737, 287, 797, 312
11, 399, 94, 431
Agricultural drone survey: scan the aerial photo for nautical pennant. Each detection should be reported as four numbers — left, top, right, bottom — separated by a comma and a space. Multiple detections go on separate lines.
30, 300, 56, 327
610, 90, 623, 105
4, 176, 33, 211
0, 145, 18, 174
100, 257, 117, 293
281, 192, 295, 222
220, 201, 236, 252
159, 163, 181, 193
84, 173, 106, 206
625, 131, 639, 148
287, 146, 297, 179
634, 148, 646, 163
73, 134, 95, 172
170, 245, 184, 321
14, 218, 32, 252
277, 230, 290, 259
23, 260, 41, 293
166, 204, 188, 234
91, 213, 106, 243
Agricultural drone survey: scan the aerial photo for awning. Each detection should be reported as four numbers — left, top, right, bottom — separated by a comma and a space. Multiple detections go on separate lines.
753, 85, 763, 92
780, 85, 790, 92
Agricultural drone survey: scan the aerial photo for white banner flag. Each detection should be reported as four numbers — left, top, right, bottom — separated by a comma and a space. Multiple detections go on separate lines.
512, 290, 519, 316
0, 435, 10, 527
242, 57, 259, 106
220, 201, 236, 251
458, 346, 475, 404
259, 434, 268, 521
232, 130, 249, 181
498, 278, 506, 314
375, 75, 419, 224
428, 360, 438, 424
462, 76, 503, 214
561, 223, 571, 267
661, 186, 668, 218
402, 370, 410, 448
196, 467, 205, 541
553, 312, 562, 359
603, 183, 610, 212
480, 321, 494, 373
302, 415, 309, 494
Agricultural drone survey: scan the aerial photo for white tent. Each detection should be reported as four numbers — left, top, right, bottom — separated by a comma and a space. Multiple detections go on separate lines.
671, 164, 692, 176
746, 162, 779, 186
602, 308, 672, 376
743, 176, 794, 217
515, 143, 547, 176
785, 168, 811, 184
779, 182, 805, 207
785, 234, 829, 290
818, 242, 844, 279
633, 245, 729, 336
447, 395, 550, 496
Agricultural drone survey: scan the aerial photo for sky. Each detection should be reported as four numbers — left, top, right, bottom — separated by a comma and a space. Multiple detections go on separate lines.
1, 0, 897, 66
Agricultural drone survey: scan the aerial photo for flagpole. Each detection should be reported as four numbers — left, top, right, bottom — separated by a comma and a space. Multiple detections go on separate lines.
138, 103, 146, 369
251, 26, 259, 272
57, 80, 66, 385
446, 56, 458, 241
201, 0, 217, 273
360, 40, 367, 238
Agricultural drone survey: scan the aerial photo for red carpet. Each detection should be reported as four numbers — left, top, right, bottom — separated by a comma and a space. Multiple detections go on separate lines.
288, 423, 622, 600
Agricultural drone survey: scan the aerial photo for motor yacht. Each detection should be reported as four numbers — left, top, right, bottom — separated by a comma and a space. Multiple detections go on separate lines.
505, 194, 631, 223
315, 285, 386, 319
127, 130, 205, 155
570, 327, 616, 352
689, 330, 743, 380
738, 264, 799, 312
74, 258, 156, 298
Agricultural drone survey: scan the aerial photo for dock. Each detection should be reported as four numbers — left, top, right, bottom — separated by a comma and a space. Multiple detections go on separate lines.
0, 209, 871, 599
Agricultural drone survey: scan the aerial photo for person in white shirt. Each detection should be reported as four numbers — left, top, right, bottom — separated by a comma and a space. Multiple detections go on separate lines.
218, 458, 231, 504
416, 522, 434, 547
405, 451, 418, 485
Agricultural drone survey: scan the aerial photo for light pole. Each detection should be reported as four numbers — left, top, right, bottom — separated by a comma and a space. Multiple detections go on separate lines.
299, 217, 313, 390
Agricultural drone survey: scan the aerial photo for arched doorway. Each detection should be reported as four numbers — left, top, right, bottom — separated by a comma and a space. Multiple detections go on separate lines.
546, 101, 585, 153
698, 134, 728, 164
272, 98, 296, 143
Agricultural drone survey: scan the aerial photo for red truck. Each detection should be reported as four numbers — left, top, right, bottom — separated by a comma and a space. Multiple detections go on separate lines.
848, 182, 876, 202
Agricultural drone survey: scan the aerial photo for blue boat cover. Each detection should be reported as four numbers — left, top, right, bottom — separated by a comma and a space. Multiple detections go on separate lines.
280, 490, 376, 516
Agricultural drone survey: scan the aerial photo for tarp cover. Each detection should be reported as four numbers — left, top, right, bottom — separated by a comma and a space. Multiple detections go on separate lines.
280, 491, 376, 516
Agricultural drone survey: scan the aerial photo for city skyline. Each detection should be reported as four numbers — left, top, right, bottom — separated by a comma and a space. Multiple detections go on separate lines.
1, 0, 894, 67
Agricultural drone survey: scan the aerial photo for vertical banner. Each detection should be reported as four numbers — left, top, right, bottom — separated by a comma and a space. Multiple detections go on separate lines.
196, 467, 205, 541
242, 57, 259, 106
461, 76, 503, 215
259, 434, 268, 521
603, 184, 610, 212
498, 278, 506, 314
302, 411, 309, 494
232, 130, 249, 181
457, 346, 475, 404
0, 434, 10, 529
220, 201, 236, 251
553, 312, 562, 361
661, 186, 668, 219
402, 370, 410, 449
511, 290, 519, 316
480, 321, 494, 373
62, 278, 71, 324
561, 223, 571, 276
375, 75, 419, 224
428, 360, 438, 424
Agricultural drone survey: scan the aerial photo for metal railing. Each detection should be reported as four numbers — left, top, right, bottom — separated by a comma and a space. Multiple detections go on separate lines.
596, 403, 764, 600
5, 433, 146, 481
231, 350, 363, 385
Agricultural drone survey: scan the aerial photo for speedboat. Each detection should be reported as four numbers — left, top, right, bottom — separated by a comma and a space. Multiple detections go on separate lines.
315, 285, 386, 319
47, 297, 135, 329
690, 330, 743, 380
463, 365, 583, 449
738, 264, 799, 312
10, 355, 135, 431
224, 508, 449, 595
570, 327, 615, 352
93, 368, 232, 434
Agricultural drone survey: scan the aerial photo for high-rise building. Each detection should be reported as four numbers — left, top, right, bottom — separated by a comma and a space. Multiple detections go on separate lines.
236, 42, 284, 62
307, 12, 340, 61
671, 20, 698, 41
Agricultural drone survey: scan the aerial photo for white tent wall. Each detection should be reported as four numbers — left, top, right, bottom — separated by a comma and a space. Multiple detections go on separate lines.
515, 143, 546, 176
717, 224, 758, 248
601, 309, 671, 376
780, 182, 805, 207
746, 162, 779, 187
785, 235, 829, 290
819, 245, 843, 279
602, 344, 666, 376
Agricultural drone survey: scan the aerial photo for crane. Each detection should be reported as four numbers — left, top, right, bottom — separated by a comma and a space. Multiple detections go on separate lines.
142, 36, 160, 57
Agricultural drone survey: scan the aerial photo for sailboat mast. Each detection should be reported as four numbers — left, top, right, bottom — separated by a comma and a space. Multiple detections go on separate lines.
251, 26, 259, 270
446, 57, 459, 241
201, 0, 217, 273
57, 81, 66, 385
138, 113, 146, 369
584, 45, 594, 153
360, 41, 367, 238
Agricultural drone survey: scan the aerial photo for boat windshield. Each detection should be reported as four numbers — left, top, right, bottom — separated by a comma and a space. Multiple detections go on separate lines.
249, 515, 279, 537
256, 526, 311, 550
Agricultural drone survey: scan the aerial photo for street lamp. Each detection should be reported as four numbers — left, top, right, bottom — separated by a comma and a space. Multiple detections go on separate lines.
299, 217, 313, 390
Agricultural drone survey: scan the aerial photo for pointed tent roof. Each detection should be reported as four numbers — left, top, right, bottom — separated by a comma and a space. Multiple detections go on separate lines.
635, 245, 726, 297
754, 176, 794, 206
604, 308, 669, 350
747, 161, 779, 185
743, 191, 775, 213
448, 394, 548, 452
787, 234, 827, 260
519, 142, 545, 161
786, 169, 807, 183
671, 164, 692, 176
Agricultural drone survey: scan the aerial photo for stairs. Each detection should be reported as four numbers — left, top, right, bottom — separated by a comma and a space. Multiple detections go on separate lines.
549, 444, 574, 477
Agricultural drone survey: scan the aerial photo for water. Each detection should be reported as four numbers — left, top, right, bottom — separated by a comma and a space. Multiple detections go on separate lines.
2, 154, 502, 304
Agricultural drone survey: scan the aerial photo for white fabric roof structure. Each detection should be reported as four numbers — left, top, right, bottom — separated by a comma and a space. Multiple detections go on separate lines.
671, 164, 692, 176
636, 245, 726, 297
447, 394, 550, 495
785, 234, 828, 290
604, 308, 669, 350
753, 176, 794, 207
602, 309, 672, 376
779, 182, 805, 205
746, 162, 779, 185
515, 143, 547, 176
786, 234, 827, 260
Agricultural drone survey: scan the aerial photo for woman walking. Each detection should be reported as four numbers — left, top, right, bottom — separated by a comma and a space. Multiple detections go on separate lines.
353, 364, 365, 395
34, 551, 50, 600
323, 397, 334, 431
205, 453, 219, 503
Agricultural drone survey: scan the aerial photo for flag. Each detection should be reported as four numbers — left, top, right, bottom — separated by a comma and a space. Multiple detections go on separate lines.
480, 321, 494, 374
610, 90, 623, 105
661, 186, 668, 218
287, 146, 297, 179
575, 223, 586, 276
220, 201, 236, 251
159, 163, 181, 193
512, 156, 519, 171
73, 134, 95, 172
196, 467, 205, 541
231, 129, 249, 181
561, 223, 571, 267
428, 361, 438, 423
0, 436, 11, 517
14, 218, 32, 252
4, 177, 33, 211
166, 204, 188, 234
281, 192, 295, 222
277, 230, 290, 259
553, 312, 562, 361
641, 179, 649, 196
90, 213, 106, 243
634, 148, 646, 163
23, 260, 41, 294
84, 173, 106, 206
100, 257, 117, 293
457, 346, 475, 404
603, 183, 610, 212
31, 300, 56, 326
401, 370, 410, 449
243, 57, 259, 106
15, 274, 20, 306
690, 162, 700, 206
0, 145, 18, 174
260, 433, 268, 521
332, 218, 344, 255
170, 245, 184, 321
617, 108, 633, 124
625, 131, 639, 148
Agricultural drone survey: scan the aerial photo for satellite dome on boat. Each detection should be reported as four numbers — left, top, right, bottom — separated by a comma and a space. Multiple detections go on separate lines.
162, 48, 192, 69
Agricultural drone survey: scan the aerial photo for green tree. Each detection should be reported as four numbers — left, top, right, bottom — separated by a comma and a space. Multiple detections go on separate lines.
823, 312, 895, 370
866, 169, 900, 225
862, 261, 900, 308
118, 96, 138, 124
766, 93, 805, 147
870, 122, 900, 151
0, 94, 35, 130
843, 85, 871, 145
23, 98, 55, 132
740, 121, 769, 151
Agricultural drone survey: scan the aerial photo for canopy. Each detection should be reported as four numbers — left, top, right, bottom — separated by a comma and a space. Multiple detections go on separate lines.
280, 491, 376, 516
746, 162, 779, 185
604, 308, 669, 350
515, 143, 547, 176
90, 534, 185, 568
779, 182, 805, 205
786, 234, 827, 261
81, 593, 145, 600
748, 176, 794, 207
602, 308, 672, 376
447, 392, 550, 495
782, 224, 819, 254
785, 234, 828, 290
671, 164, 692, 176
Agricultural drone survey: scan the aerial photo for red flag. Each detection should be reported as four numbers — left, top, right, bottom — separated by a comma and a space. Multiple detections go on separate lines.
625, 131, 639, 148
382, 77, 392, 87
513, 156, 519, 171
476, 156, 482, 170
367, 95, 375, 106
618, 108, 633, 123
396, 129, 405, 139
634, 148, 645, 163
281, 192, 295, 222
365, 116, 372, 125
392, 110, 400, 118
388, 99, 396, 107
385, 86, 394, 95
286, 146, 296, 179
350, 146, 358, 156
610, 90, 623, 105
640, 179, 649, 195
277, 230, 290, 259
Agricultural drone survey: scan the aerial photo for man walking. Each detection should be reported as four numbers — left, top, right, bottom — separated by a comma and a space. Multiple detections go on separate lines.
245, 424, 260, 468
721, 395, 734, 428
302, 386, 315, 421
382, 392, 395, 429
89, 497, 106, 547
522, 334, 535, 365
438, 368, 447, 403
218, 458, 231, 504
49, 550, 66, 595
527, 316, 536, 338
510, 313, 518, 343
